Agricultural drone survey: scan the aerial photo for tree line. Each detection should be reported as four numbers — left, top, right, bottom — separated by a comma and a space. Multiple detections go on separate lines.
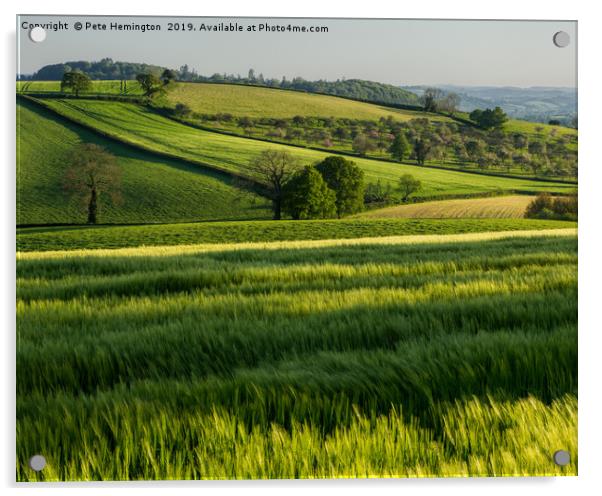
175, 109, 577, 179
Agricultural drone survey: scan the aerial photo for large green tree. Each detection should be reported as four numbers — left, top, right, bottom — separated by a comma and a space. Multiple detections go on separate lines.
315, 156, 365, 217
62, 144, 122, 224
282, 166, 336, 220
60, 71, 91, 97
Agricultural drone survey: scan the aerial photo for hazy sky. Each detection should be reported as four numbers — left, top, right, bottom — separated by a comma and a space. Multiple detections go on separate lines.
17, 16, 577, 87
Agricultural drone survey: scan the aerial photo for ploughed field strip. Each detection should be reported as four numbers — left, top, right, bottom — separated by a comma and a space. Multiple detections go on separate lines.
17, 230, 577, 480
356, 195, 535, 219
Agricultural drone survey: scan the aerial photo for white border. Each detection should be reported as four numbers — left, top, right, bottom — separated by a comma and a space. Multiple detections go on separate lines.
3, 1, 601, 495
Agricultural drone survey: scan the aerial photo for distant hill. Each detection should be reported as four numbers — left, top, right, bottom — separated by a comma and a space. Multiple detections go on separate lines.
404, 85, 577, 126
22, 59, 419, 106
28, 58, 168, 81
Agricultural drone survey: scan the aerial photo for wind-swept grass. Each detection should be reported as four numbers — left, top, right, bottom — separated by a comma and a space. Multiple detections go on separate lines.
17, 231, 577, 480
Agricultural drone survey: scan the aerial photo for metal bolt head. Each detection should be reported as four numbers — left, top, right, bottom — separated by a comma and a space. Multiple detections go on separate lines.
29, 454, 46, 471
553, 450, 571, 466
553, 31, 570, 48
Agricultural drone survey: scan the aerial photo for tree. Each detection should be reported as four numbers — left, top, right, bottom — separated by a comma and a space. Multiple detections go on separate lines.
60, 71, 91, 96
282, 166, 336, 220
136, 73, 163, 97
440, 92, 461, 115
389, 133, 412, 161
62, 144, 122, 224
469, 107, 508, 130
248, 150, 300, 220
421, 87, 444, 112
174, 103, 192, 118
413, 137, 431, 165
161, 69, 177, 85
397, 174, 422, 202
315, 156, 365, 217
352, 133, 374, 156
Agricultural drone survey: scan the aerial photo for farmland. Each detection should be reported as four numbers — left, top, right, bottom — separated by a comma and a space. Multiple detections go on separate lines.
357, 195, 535, 219
16, 218, 575, 252
164, 82, 451, 121
16, 68, 578, 481
30, 98, 575, 198
17, 99, 269, 225
17, 229, 577, 480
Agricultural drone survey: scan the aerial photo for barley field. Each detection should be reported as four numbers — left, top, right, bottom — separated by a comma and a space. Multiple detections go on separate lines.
357, 195, 535, 219
16, 229, 577, 481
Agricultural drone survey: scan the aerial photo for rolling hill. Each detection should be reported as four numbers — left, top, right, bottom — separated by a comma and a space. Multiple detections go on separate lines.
29, 98, 575, 199
164, 83, 444, 121
17, 98, 269, 225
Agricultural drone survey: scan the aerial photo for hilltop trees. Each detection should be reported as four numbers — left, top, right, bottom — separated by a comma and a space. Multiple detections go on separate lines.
282, 166, 336, 220
60, 71, 91, 96
421, 88, 445, 112
161, 69, 177, 85
315, 156, 365, 217
470, 107, 508, 130
62, 144, 122, 224
136, 73, 163, 97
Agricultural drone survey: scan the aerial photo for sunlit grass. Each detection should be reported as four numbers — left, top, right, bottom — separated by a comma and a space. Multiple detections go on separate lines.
17, 231, 577, 480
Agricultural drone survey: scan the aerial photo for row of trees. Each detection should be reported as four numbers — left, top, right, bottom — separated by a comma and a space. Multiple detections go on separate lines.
60, 69, 177, 97
183, 110, 577, 178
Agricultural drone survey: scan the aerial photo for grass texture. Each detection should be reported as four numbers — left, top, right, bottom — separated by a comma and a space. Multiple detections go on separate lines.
17, 230, 577, 480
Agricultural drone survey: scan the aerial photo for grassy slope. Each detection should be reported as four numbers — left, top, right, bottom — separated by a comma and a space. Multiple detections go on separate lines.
18, 81, 577, 137
165, 82, 451, 121
17, 99, 270, 225
35, 99, 575, 198
165, 83, 577, 137
357, 195, 534, 219
16, 218, 576, 252
17, 80, 145, 95
17, 231, 577, 480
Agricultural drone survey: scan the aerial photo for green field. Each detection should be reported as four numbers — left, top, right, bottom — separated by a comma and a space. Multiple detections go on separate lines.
17, 80, 145, 95
165, 82, 451, 121
18, 80, 577, 138
17, 229, 577, 480
17, 99, 269, 225
16, 218, 576, 252
357, 195, 535, 219
30, 98, 574, 198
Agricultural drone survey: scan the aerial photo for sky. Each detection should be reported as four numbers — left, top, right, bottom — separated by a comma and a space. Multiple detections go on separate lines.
17, 16, 577, 88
